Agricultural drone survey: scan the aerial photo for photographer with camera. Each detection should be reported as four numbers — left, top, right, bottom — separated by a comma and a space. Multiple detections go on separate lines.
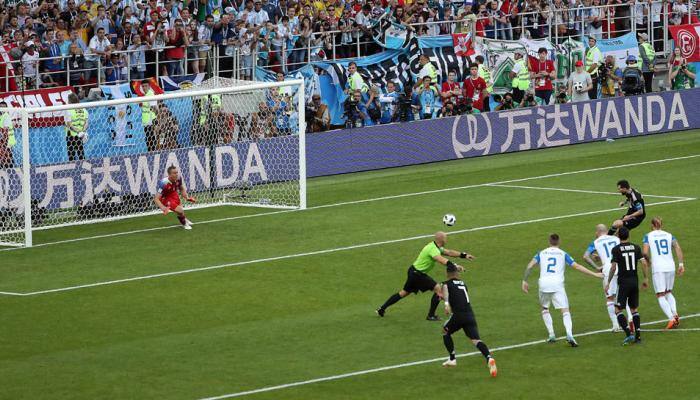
307, 94, 330, 132
600, 54, 623, 98
621, 55, 645, 96
364, 85, 383, 126
568, 60, 593, 102
343, 89, 369, 128
462, 97, 481, 115
519, 90, 539, 108
415, 76, 439, 120
669, 47, 697, 90
396, 84, 417, 122
437, 100, 457, 118
494, 92, 516, 111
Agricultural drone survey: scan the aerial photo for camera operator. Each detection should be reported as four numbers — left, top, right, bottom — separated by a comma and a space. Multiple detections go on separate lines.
519, 90, 539, 108
621, 55, 645, 96
599, 55, 623, 98
494, 92, 516, 111
669, 47, 697, 90
365, 85, 382, 125
437, 100, 457, 118
343, 89, 369, 128
306, 94, 330, 132
555, 91, 569, 104
396, 84, 416, 122
462, 97, 481, 115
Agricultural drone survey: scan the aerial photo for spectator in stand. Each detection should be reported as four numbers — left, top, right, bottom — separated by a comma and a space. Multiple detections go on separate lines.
600, 54, 623, 98
649, 0, 663, 52
637, 32, 655, 93
86, 27, 111, 82
668, 47, 696, 90
164, 19, 189, 76
67, 42, 85, 88
186, 20, 200, 74
463, 63, 487, 112
530, 47, 555, 105
128, 34, 148, 80
584, 0, 603, 40
197, 15, 214, 74
568, 59, 593, 102
415, 75, 439, 119
21, 41, 39, 87
104, 53, 125, 83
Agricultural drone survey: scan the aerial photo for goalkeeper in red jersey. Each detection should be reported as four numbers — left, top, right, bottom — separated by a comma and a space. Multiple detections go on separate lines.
154, 166, 196, 229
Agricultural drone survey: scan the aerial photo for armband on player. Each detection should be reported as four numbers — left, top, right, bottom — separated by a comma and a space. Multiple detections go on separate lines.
460, 252, 469, 259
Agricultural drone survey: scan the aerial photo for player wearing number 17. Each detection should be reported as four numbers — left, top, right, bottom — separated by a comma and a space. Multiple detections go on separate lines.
606, 227, 650, 345
642, 217, 685, 330
154, 166, 196, 229
522, 234, 604, 346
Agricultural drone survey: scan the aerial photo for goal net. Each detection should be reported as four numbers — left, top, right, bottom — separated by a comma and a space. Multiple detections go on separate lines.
0, 77, 306, 247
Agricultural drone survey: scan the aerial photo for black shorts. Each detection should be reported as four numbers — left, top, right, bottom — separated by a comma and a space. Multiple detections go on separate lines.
616, 280, 639, 309
402, 265, 437, 294
622, 215, 645, 230
443, 311, 480, 340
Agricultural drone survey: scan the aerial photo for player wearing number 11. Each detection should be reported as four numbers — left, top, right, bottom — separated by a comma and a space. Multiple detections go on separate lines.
606, 227, 650, 345
522, 234, 604, 347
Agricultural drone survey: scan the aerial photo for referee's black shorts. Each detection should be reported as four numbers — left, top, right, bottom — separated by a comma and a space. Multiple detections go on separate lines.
616, 279, 639, 309
443, 311, 480, 340
402, 265, 438, 294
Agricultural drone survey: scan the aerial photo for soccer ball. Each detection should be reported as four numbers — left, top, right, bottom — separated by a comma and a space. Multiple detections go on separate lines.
573, 81, 584, 92
443, 214, 456, 226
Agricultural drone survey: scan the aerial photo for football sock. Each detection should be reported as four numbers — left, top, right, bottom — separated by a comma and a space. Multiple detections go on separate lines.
443, 335, 455, 359
381, 293, 402, 310
177, 214, 187, 225
657, 296, 674, 320
428, 293, 440, 317
476, 341, 491, 361
626, 305, 633, 321
606, 301, 619, 327
541, 309, 555, 336
632, 312, 641, 339
665, 293, 678, 316
617, 313, 630, 336
562, 312, 573, 338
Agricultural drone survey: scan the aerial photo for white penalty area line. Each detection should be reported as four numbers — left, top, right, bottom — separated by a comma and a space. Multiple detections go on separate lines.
487, 184, 696, 201
643, 328, 700, 332
3, 197, 694, 297
198, 313, 700, 400
1, 154, 698, 253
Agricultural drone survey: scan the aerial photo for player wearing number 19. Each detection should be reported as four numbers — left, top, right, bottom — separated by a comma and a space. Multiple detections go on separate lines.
606, 227, 650, 346
522, 234, 604, 347
642, 217, 685, 330
376, 232, 475, 320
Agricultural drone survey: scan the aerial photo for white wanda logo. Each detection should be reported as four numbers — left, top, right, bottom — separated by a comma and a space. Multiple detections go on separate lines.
451, 113, 493, 158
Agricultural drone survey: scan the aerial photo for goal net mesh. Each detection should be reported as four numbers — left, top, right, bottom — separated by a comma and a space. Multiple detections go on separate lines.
0, 77, 304, 247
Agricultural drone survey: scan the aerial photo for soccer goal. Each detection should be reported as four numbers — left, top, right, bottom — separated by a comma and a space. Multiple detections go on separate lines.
0, 77, 306, 247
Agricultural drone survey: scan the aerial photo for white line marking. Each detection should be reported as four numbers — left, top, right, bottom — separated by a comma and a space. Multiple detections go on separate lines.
0, 291, 24, 296
198, 313, 700, 399
6, 198, 693, 297
2, 154, 698, 252
488, 184, 696, 200
642, 328, 700, 332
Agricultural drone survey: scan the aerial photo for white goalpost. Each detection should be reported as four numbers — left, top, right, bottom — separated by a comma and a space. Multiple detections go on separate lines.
0, 78, 306, 248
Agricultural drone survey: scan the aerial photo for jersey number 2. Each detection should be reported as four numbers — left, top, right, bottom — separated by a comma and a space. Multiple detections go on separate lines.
546, 257, 557, 273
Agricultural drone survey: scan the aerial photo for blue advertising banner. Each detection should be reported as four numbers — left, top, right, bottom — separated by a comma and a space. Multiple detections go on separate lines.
306, 89, 697, 176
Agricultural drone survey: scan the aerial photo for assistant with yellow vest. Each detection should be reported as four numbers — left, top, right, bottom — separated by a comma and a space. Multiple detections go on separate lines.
475, 55, 493, 112
638, 32, 656, 94
585, 36, 603, 99
510, 49, 530, 104
140, 79, 159, 152
64, 93, 89, 162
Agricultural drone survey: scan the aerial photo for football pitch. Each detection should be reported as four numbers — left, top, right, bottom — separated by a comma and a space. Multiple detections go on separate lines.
2, 130, 700, 399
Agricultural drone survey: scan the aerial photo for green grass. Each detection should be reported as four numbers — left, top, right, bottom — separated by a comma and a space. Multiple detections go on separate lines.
1, 130, 700, 399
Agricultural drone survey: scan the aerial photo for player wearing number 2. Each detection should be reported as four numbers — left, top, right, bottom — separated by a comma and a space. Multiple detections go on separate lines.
606, 227, 650, 345
154, 166, 196, 229
522, 234, 603, 347
643, 217, 686, 330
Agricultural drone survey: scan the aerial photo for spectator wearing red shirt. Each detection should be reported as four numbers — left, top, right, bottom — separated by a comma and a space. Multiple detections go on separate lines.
441, 70, 464, 108
462, 63, 487, 111
165, 19, 189, 76
530, 47, 556, 105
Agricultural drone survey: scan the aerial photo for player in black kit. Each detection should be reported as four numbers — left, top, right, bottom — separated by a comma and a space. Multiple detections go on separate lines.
609, 180, 646, 235
440, 263, 497, 377
606, 227, 650, 346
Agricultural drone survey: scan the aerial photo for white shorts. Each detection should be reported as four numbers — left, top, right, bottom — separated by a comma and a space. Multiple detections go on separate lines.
603, 274, 618, 298
539, 289, 569, 309
653, 271, 675, 293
